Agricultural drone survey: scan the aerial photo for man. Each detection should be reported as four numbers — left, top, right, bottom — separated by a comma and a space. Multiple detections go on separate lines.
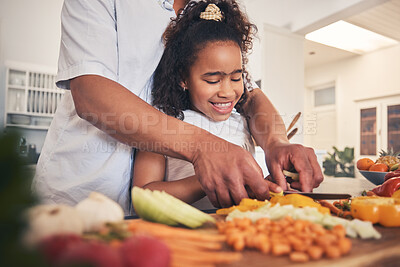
33, 0, 323, 214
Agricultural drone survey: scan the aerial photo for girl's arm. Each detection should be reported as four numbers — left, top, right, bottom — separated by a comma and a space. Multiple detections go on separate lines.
133, 150, 206, 204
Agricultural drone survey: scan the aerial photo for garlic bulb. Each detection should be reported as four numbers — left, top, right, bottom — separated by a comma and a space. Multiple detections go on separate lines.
75, 192, 124, 232
24, 204, 84, 246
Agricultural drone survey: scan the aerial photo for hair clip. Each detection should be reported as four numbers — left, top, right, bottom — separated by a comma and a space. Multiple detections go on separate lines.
200, 3, 223, 22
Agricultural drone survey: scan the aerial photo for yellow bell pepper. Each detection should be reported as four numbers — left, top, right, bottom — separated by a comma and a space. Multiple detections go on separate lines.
351, 196, 400, 227
269, 191, 284, 197
270, 194, 330, 214
239, 198, 267, 207
392, 190, 400, 199
216, 198, 267, 215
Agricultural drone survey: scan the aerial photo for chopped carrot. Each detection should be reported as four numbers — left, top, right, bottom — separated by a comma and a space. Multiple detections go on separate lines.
128, 220, 225, 242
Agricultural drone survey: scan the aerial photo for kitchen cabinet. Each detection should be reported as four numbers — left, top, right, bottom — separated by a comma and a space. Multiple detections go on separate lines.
357, 95, 400, 157
387, 104, 400, 152
360, 107, 376, 155
4, 65, 64, 130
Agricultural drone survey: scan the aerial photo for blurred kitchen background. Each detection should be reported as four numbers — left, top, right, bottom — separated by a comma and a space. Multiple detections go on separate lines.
0, 0, 399, 179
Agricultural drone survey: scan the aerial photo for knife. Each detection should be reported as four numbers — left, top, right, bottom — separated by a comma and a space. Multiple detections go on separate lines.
283, 191, 351, 200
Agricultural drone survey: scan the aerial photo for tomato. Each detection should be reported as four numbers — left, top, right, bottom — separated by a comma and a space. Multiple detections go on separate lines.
369, 163, 389, 172
357, 158, 375, 170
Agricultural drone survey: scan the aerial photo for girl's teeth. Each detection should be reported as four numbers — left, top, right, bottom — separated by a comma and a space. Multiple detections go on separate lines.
213, 102, 231, 108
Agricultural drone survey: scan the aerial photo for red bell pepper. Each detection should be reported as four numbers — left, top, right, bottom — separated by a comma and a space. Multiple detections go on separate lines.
372, 177, 400, 197
384, 170, 400, 181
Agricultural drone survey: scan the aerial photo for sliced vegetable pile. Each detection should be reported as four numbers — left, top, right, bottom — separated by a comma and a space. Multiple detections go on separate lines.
217, 193, 393, 238
217, 216, 352, 263
225, 202, 381, 239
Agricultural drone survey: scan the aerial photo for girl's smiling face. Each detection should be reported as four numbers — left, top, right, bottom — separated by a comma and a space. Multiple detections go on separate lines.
184, 41, 244, 122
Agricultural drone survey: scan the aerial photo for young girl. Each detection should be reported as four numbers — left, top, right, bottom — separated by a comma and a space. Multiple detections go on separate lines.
133, 0, 259, 209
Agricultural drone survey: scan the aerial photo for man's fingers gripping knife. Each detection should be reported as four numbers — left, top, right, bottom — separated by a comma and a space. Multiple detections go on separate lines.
200, 177, 237, 208
215, 187, 235, 208
269, 165, 289, 191
230, 183, 251, 205
294, 147, 324, 192
265, 180, 282, 194
200, 181, 220, 208
239, 155, 269, 201
285, 146, 314, 192
306, 147, 324, 188
214, 171, 249, 207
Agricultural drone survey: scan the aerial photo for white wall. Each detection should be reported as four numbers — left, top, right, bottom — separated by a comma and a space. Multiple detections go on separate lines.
303, 81, 337, 151
305, 44, 400, 153
242, 0, 382, 33
242, 0, 386, 82
261, 24, 305, 144
0, 0, 63, 151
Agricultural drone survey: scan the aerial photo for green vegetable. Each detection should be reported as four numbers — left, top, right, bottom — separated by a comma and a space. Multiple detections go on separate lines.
390, 163, 399, 171
132, 187, 178, 226
132, 187, 215, 228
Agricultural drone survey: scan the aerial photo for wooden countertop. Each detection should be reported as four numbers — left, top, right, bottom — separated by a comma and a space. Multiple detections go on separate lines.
219, 226, 400, 267
198, 215, 400, 267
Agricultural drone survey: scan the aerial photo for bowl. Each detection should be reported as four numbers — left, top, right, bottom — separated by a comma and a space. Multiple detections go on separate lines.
359, 170, 387, 185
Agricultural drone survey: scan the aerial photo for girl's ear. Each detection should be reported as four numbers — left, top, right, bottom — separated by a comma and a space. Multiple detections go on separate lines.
180, 81, 188, 91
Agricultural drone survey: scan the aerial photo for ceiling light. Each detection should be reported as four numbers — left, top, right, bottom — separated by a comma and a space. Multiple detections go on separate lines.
305, 20, 398, 54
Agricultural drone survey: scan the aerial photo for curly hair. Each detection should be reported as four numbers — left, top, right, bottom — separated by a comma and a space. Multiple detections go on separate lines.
152, 0, 257, 120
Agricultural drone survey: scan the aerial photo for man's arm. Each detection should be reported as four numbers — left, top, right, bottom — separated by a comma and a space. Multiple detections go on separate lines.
70, 75, 269, 207
243, 88, 324, 192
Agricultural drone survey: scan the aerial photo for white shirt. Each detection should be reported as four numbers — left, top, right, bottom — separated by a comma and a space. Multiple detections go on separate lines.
33, 0, 175, 214
165, 110, 255, 210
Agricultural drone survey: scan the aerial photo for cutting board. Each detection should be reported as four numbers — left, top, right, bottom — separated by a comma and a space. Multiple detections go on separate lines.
199, 216, 400, 267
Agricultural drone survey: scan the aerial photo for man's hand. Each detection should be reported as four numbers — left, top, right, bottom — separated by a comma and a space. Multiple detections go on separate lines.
264, 141, 324, 192
242, 88, 323, 193
191, 142, 270, 208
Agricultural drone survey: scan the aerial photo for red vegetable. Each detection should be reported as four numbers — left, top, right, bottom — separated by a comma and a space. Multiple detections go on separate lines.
120, 235, 170, 267
371, 177, 400, 197
384, 170, 400, 181
38, 234, 83, 265
56, 241, 123, 267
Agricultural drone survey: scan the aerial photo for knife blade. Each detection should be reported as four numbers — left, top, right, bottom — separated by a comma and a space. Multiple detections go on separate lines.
283, 191, 351, 200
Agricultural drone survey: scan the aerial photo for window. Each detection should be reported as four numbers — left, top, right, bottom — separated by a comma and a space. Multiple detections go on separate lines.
314, 87, 335, 107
